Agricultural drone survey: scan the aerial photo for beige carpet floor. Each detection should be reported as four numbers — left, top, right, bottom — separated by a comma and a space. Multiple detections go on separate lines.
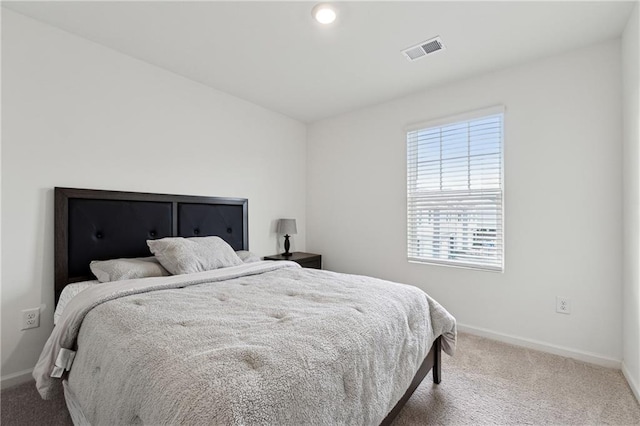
393, 333, 640, 425
2, 332, 639, 425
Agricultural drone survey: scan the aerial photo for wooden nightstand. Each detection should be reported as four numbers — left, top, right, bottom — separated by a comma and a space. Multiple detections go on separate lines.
264, 252, 322, 269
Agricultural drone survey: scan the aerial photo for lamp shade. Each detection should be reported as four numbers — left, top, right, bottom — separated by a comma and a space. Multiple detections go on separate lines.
277, 219, 297, 235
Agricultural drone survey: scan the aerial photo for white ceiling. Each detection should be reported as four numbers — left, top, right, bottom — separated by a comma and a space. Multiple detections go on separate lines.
3, 1, 636, 123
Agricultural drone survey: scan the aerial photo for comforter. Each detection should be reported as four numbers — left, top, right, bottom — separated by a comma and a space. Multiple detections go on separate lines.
34, 261, 456, 425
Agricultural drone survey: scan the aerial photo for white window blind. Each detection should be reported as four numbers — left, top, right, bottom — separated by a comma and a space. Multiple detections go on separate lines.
407, 108, 504, 271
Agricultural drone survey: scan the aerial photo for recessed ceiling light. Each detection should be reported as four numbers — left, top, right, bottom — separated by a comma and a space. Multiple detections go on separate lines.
312, 3, 337, 25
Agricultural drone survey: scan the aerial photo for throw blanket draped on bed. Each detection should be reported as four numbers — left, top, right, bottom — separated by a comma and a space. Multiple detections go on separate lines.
34, 261, 456, 425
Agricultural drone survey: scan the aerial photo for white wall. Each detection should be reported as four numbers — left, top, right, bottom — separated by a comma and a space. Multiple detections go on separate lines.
307, 40, 623, 364
622, 3, 640, 400
1, 10, 306, 383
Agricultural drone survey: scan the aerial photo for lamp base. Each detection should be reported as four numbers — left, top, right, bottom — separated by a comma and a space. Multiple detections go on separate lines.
283, 234, 292, 257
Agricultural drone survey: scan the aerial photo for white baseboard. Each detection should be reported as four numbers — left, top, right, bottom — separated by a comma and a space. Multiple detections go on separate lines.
1, 368, 33, 389
457, 323, 621, 369
622, 362, 640, 403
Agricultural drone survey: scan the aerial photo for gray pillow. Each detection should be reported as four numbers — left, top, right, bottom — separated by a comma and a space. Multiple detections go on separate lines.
147, 236, 243, 275
236, 250, 260, 263
90, 257, 170, 283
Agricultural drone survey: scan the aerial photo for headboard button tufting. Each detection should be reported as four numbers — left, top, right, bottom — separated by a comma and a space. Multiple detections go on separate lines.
55, 188, 248, 305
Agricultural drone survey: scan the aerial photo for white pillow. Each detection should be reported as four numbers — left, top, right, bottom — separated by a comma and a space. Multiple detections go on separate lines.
147, 236, 243, 275
236, 250, 260, 263
90, 256, 169, 283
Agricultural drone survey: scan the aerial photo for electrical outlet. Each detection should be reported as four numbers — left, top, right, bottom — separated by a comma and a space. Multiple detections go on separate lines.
21, 308, 40, 330
556, 297, 571, 315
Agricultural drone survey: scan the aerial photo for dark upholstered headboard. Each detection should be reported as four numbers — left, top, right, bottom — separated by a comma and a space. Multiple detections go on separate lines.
54, 187, 248, 303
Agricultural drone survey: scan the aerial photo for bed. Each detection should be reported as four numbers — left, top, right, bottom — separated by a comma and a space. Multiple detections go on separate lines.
34, 187, 456, 425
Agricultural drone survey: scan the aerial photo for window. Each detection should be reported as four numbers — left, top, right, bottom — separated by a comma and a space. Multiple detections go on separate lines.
407, 107, 504, 271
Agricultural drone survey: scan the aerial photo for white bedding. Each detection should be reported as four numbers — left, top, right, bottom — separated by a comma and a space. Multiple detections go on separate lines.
54, 281, 98, 326
35, 261, 456, 425
54, 253, 262, 325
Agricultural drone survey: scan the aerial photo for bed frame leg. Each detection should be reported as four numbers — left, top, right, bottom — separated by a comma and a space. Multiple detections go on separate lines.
433, 336, 441, 384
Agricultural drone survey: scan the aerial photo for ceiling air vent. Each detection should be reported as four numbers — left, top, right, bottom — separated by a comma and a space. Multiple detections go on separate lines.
402, 36, 445, 62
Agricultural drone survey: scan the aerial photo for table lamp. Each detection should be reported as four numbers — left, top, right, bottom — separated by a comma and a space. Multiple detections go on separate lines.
277, 219, 297, 257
